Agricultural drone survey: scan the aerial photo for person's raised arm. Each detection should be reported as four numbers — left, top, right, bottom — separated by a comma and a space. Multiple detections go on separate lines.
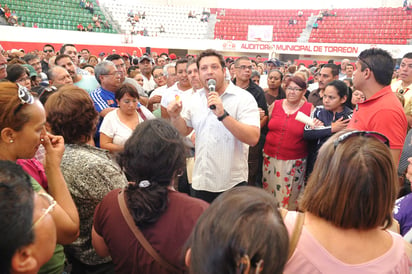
167, 100, 193, 137
41, 131, 80, 244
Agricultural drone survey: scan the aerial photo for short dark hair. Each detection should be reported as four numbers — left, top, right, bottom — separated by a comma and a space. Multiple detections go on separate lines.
197, 49, 225, 69
322, 63, 339, 77
106, 54, 122, 62
115, 84, 139, 101
268, 69, 284, 80
6, 64, 29, 82
81, 48, 90, 53
54, 54, 72, 65
0, 160, 34, 273
59, 43, 76, 55
358, 48, 394, 86
45, 85, 98, 144
43, 44, 55, 51
175, 58, 189, 72
402, 52, 412, 59
22, 54, 39, 64
186, 187, 289, 274
345, 63, 354, 69
118, 119, 186, 228
325, 80, 349, 100
234, 56, 250, 66
301, 130, 397, 229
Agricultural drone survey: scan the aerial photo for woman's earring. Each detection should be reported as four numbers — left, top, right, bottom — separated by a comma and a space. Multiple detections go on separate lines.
9, 139, 14, 143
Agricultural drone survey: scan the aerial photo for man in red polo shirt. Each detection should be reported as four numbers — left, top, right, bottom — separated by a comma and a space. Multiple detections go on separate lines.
349, 48, 407, 167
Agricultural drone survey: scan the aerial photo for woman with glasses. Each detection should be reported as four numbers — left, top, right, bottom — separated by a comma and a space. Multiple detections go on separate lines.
92, 119, 208, 273
100, 84, 154, 153
262, 76, 313, 210
304, 80, 353, 177
0, 81, 80, 274
6, 63, 32, 90
45, 85, 128, 273
284, 130, 411, 273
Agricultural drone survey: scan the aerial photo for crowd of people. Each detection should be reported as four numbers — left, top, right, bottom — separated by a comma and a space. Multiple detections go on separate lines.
1, 41, 412, 273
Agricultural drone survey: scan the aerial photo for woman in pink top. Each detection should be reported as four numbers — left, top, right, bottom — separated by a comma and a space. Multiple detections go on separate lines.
284, 130, 412, 274
263, 76, 313, 210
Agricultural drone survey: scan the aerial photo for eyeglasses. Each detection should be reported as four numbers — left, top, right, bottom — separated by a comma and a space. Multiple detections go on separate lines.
235, 65, 253, 70
32, 192, 57, 228
43, 49, 54, 53
102, 71, 122, 76
334, 130, 390, 150
16, 76, 30, 83
286, 86, 303, 92
14, 84, 34, 114
358, 57, 372, 71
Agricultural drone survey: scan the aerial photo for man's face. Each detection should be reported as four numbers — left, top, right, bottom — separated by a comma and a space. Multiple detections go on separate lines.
157, 57, 166, 67
256, 56, 262, 63
43, 46, 55, 60
139, 59, 152, 75
176, 63, 190, 88
0, 49, 7, 79
132, 50, 137, 56
235, 59, 252, 82
100, 65, 121, 91
166, 66, 177, 87
152, 68, 166, 87
345, 65, 354, 78
353, 61, 364, 90
399, 58, 412, 84
28, 58, 42, 74
111, 58, 126, 82
80, 50, 90, 61
187, 63, 202, 90
267, 62, 276, 71
198, 56, 225, 92
318, 67, 335, 90
56, 57, 76, 79
63, 46, 78, 65
151, 52, 158, 59
52, 67, 73, 85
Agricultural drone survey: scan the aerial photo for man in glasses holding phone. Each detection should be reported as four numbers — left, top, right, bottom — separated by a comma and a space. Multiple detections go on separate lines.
349, 48, 407, 168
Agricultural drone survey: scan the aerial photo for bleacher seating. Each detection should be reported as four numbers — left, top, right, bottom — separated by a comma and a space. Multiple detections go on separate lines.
214, 9, 316, 42
2, 1, 411, 46
102, 1, 209, 39
309, 7, 412, 44
214, 7, 412, 44
2, 0, 116, 33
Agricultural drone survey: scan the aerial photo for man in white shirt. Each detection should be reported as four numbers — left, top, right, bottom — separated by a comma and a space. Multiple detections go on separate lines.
161, 58, 193, 119
139, 55, 156, 94
167, 49, 260, 203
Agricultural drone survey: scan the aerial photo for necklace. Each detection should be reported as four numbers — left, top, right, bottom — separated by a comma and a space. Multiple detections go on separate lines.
283, 100, 302, 115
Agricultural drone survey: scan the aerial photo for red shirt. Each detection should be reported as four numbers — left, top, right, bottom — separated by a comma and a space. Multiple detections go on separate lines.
264, 99, 312, 160
348, 85, 407, 150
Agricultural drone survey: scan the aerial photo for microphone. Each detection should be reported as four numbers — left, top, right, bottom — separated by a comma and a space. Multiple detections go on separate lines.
208, 79, 216, 110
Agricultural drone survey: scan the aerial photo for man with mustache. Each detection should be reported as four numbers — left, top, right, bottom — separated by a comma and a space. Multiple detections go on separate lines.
308, 63, 339, 107
392, 52, 412, 127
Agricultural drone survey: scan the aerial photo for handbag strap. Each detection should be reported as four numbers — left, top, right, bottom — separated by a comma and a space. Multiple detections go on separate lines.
117, 190, 181, 273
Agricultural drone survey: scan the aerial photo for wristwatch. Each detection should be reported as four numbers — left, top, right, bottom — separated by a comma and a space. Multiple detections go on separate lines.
217, 110, 230, 121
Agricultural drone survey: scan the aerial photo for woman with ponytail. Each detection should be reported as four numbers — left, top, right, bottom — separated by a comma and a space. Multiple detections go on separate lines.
92, 119, 208, 273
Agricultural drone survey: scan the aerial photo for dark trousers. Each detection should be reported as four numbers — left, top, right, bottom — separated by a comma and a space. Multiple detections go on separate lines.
190, 181, 247, 203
